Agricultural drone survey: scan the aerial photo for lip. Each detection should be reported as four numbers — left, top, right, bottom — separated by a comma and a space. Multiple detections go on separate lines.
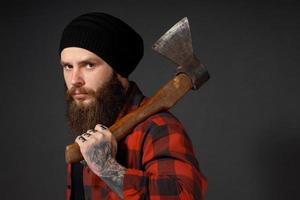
73, 93, 88, 100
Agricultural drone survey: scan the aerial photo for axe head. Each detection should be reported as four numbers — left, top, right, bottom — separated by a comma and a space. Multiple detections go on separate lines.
152, 17, 209, 90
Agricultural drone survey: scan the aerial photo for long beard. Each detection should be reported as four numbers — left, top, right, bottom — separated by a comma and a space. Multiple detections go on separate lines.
65, 72, 127, 137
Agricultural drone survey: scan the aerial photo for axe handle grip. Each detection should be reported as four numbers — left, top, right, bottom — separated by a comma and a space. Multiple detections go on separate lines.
65, 73, 193, 164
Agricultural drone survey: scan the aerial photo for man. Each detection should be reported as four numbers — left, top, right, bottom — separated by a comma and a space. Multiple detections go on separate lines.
59, 12, 207, 199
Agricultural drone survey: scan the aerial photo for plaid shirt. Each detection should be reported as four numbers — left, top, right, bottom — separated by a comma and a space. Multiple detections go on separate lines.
66, 82, 207, 199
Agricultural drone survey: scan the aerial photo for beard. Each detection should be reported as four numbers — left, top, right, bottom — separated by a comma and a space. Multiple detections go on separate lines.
65, 72, 127, 137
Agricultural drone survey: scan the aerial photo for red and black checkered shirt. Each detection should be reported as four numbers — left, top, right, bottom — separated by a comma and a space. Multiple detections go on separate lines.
66, 82, 207, 199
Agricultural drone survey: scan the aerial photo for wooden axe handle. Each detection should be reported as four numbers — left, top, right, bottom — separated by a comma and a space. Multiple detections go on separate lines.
65, 73, 193, 163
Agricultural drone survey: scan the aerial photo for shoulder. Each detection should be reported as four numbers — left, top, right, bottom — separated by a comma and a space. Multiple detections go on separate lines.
132, 111, 199, 167
133, 111, 187, 140
136, 111, 184, 132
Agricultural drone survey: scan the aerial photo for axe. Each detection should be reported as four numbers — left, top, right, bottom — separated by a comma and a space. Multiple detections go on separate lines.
65, 17, 209, 164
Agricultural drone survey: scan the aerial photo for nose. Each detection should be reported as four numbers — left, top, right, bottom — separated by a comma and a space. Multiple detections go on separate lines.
71, 67, 85, 87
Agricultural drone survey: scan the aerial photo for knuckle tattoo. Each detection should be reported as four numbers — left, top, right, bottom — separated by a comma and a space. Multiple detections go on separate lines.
78, 135, 87, 142
100, 124, 108, 130
83, 132, 92, 137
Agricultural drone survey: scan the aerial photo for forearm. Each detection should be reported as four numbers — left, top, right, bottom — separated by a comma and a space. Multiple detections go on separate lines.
95, 158, 126, 199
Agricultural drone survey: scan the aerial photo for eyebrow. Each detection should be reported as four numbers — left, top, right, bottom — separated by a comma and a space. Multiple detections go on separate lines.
60, 61, 70, 66
60, 58, 102, 66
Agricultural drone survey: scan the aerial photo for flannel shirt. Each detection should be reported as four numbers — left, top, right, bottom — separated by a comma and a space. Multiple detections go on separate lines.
66, 81, 207, 199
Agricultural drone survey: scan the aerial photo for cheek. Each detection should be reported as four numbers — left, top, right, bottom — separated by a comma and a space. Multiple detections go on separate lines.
63, 72, 72, 89
88, 77, 104, 89
87, 69, 113, 90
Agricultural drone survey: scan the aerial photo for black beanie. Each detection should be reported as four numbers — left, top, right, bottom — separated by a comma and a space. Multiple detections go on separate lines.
59, 12, 144, 78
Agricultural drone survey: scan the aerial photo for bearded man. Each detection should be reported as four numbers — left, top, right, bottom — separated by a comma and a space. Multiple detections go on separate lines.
59, 12, 207, 200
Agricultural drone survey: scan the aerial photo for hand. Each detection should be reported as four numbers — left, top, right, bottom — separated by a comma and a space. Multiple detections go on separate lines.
75, 124, 126, 198
75, 124, 118, 176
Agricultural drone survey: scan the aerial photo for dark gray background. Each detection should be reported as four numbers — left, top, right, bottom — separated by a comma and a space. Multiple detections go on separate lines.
0, 0, 299, 199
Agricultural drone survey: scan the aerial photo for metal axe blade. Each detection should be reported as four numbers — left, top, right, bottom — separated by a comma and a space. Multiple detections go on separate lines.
152, 17, 193, 66
152, 17, 209, 90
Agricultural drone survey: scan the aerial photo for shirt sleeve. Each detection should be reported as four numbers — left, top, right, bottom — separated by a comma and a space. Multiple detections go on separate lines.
123, 112, 207, 200
66, 163, 71, 200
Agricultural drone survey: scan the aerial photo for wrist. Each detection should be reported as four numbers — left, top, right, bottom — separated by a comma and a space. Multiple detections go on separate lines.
97, 157, 126, 178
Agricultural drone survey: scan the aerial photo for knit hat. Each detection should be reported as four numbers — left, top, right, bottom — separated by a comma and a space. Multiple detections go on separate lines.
59, 12, 144, 78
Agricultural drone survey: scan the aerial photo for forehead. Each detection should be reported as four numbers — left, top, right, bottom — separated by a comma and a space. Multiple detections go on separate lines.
60, 47, 103, 63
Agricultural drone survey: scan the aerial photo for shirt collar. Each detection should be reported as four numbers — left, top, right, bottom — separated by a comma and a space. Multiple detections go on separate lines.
116, 81, 145, 121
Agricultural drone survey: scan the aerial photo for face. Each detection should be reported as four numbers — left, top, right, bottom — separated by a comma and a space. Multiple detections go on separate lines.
61, 47, 114, 106
60, 47, 129, 135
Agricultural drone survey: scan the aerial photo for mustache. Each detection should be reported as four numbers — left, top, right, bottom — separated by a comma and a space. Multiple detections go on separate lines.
65, 86, 97, 102
66, 86, 96, 96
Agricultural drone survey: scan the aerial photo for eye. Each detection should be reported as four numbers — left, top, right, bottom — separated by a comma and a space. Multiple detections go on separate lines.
63, 64, 73, 71
86, 63, 96, 69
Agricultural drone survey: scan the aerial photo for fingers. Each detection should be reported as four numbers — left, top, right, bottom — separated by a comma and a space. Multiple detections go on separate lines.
83, 129, 96, 137
94, 124, 115, 144
75, 129, 97, 145
76, 135, 87, 143
94, 124, 108, 132
75, 124, 118, 158
75, 124, 109, 145
94, 124, 111, 138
